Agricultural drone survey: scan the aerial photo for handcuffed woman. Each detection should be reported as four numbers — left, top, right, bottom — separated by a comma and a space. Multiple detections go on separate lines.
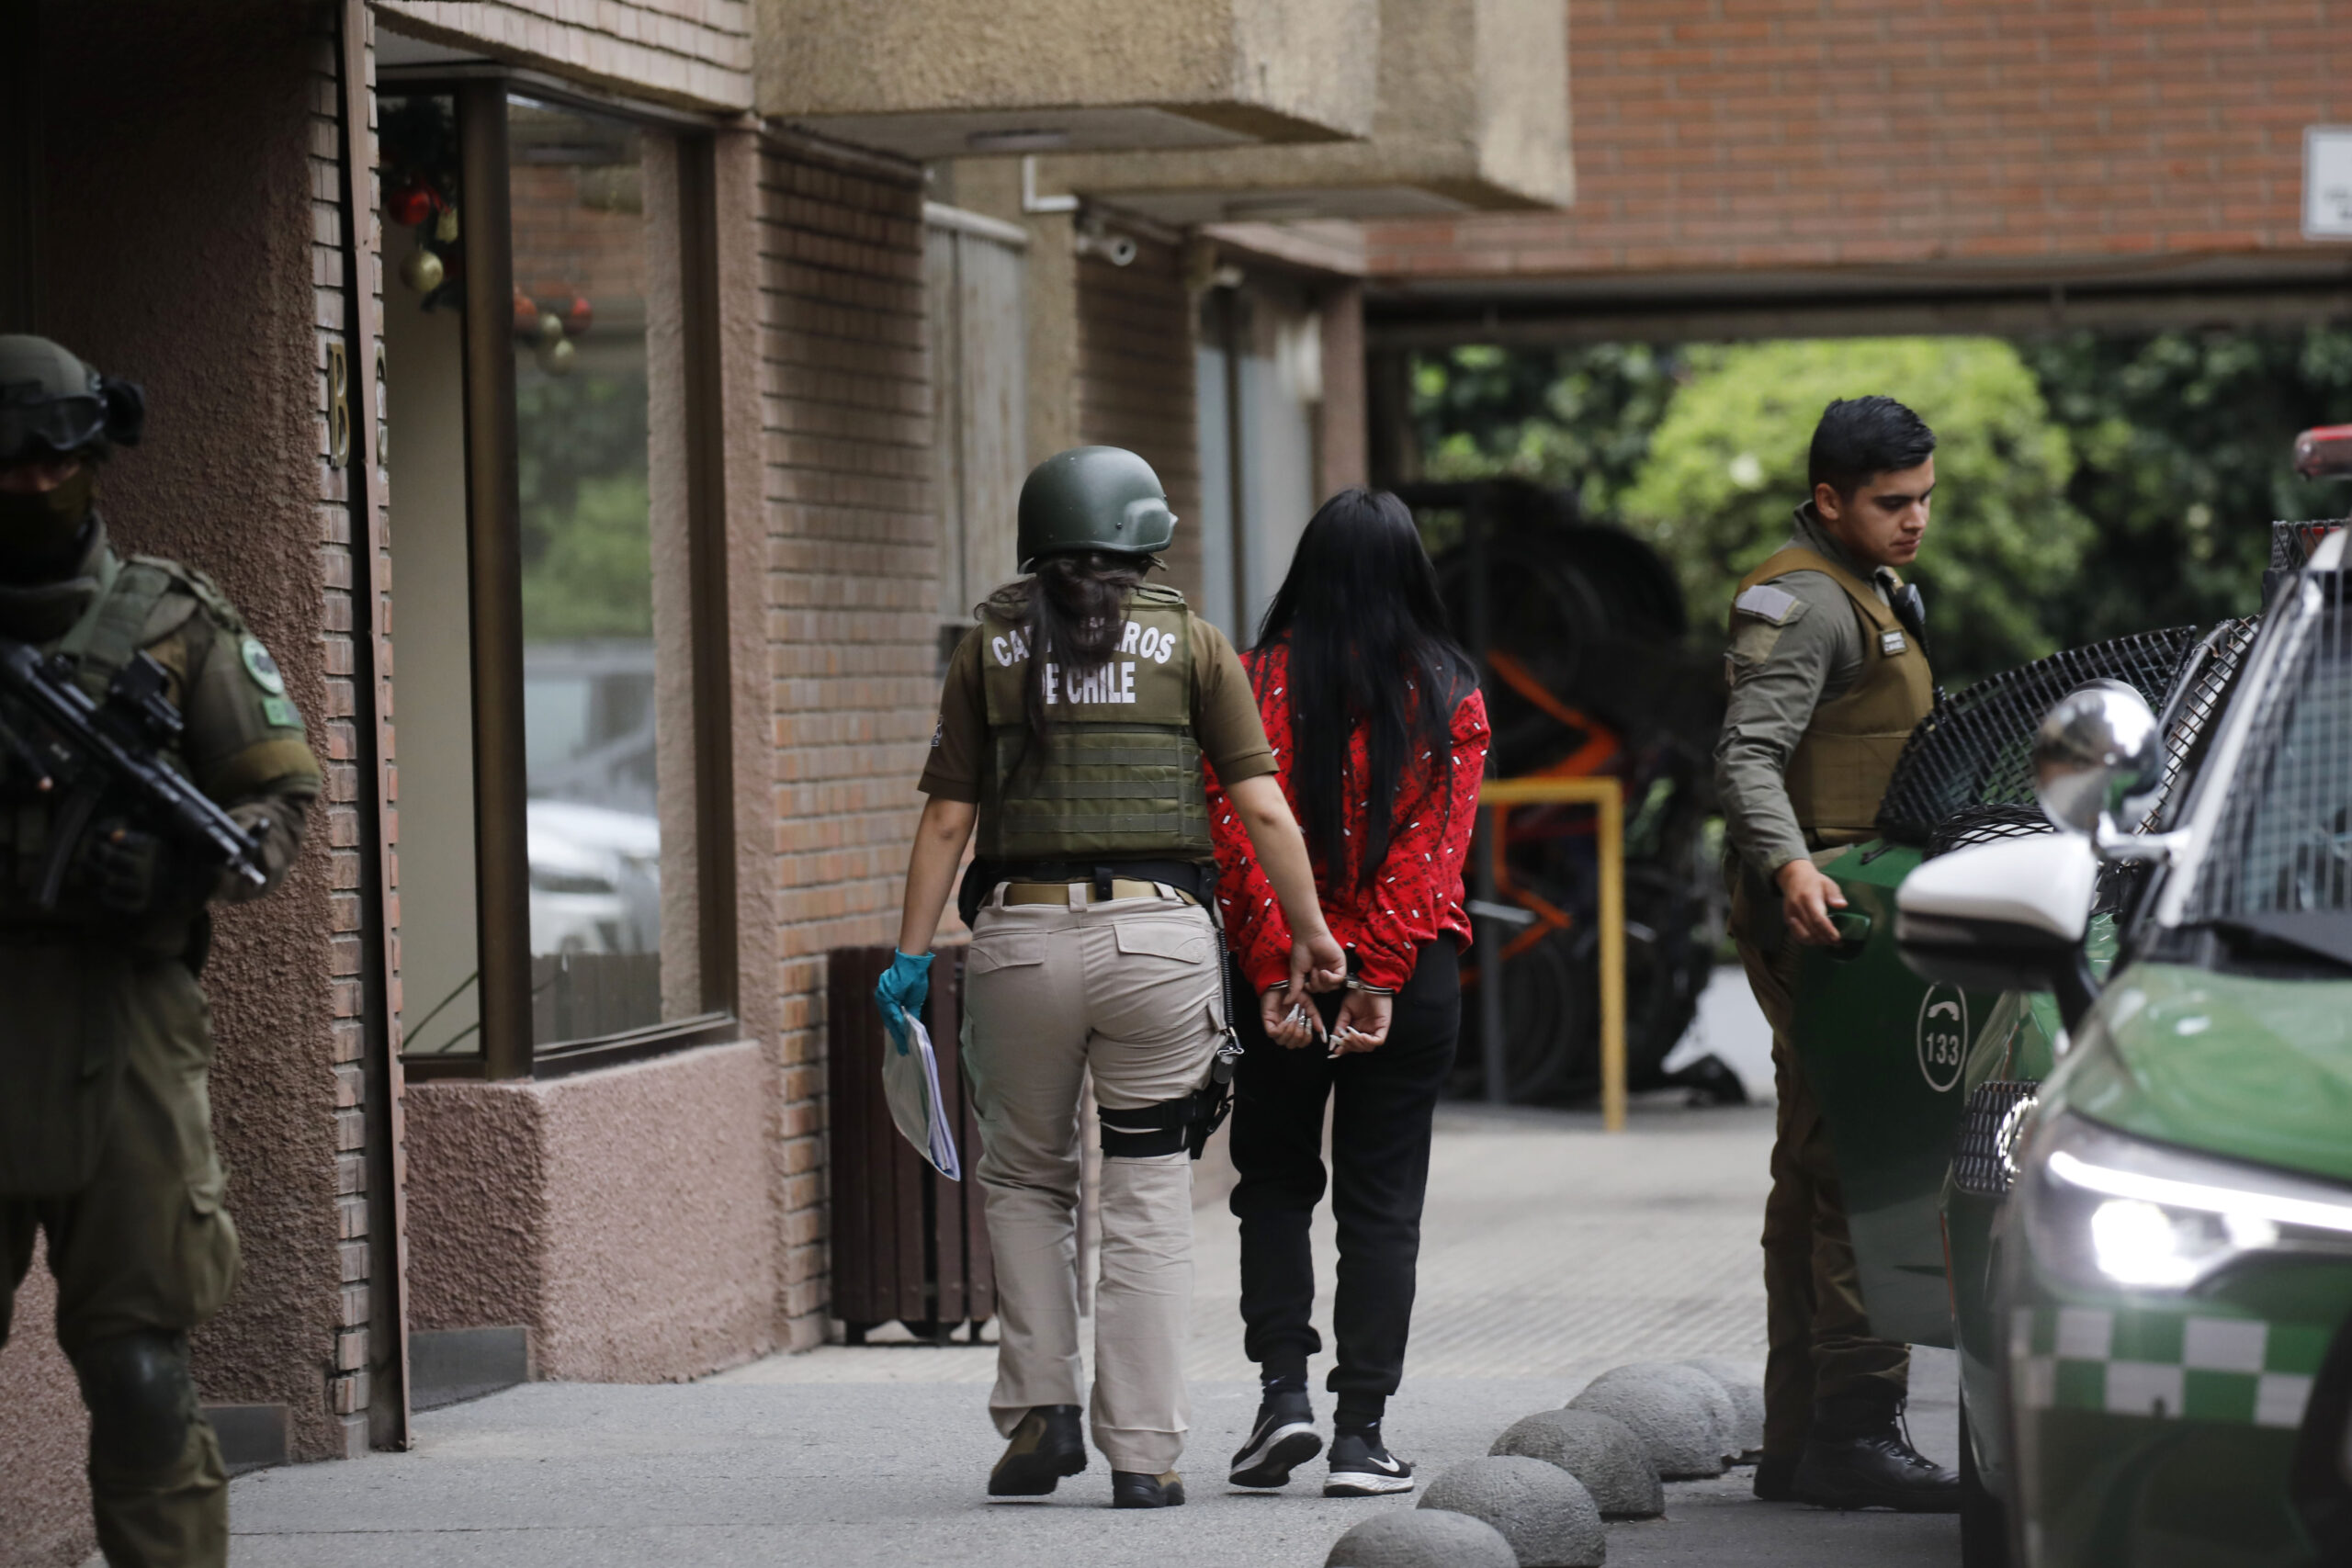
879, 446, 1344, 1509
1209, 488, 1489, 1497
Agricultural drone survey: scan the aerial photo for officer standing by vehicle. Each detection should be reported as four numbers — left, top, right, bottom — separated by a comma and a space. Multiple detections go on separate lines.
882, 446, 1344, 1509
0, 336, 320, 1565
1715, 396, 1959, 1512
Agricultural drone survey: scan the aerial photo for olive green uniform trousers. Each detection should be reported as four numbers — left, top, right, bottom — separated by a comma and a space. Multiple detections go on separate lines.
1, 951, 238, 1568
1734, 899, 1910, 1458
961, 885, 1224, 1475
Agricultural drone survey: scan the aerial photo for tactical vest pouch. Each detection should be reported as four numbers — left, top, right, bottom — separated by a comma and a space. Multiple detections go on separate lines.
0, 943, 134, 1196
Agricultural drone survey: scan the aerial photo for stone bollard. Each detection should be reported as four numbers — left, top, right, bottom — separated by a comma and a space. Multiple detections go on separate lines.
1491, 1407, 1664, 1518
1326, 1508, 1518, 1568
1678, 1357, 1766, 1461
1419, 1455, 1607, 1568
1567, 1363, 1733, 1479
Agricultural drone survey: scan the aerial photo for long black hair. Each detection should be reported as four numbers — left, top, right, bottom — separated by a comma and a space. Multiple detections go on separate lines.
981, 548, 1147, 757
1254, 489, 1472, 893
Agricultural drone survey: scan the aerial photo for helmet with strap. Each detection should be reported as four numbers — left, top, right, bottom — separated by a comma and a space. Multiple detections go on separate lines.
0, 336, 143, 467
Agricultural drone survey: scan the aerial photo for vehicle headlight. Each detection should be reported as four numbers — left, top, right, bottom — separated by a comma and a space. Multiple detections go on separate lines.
2020, 1111, 2352, 1293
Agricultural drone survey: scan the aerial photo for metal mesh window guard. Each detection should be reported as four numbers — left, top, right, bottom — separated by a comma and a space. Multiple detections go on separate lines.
1877, 627, 2204, 846
2189, 578, 2352, 919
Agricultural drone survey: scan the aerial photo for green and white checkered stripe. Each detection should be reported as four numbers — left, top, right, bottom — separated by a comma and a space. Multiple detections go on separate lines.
2010, 1305, 2329, 1428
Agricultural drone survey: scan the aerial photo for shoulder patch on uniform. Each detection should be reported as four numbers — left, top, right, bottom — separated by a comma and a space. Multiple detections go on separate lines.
130, 554, 246, 634
1732, 583, 1805, 626
241, 637, 288, 695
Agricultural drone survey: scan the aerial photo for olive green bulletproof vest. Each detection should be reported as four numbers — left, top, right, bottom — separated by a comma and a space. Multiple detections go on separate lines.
1733, 547, 1935, 845
0, 552, 185, 920
976, 584, 1213, 863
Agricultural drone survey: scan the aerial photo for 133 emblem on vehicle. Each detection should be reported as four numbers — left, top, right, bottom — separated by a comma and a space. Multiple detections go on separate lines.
1916, 986, 1968, 1092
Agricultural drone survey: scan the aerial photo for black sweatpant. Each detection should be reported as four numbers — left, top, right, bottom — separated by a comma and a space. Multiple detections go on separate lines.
1227, 940, 1460, 1427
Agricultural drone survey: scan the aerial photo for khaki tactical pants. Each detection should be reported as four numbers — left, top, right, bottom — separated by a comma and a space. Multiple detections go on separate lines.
1, 953, 238, 1568
962, 886, 1223, 1474
1734, 886, 1910, 1458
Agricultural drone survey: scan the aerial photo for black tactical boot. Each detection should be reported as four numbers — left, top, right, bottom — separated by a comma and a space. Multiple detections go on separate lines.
989, 1405, 1087, 1497
1792, 1425, 1961, 1512
1112, 1470, 1186, 1508
1229, 1388, 1321, 1489
1752, 1451, 1799, 1501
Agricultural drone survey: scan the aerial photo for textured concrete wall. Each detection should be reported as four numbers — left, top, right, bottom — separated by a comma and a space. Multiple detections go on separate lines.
0, 1247, 90, 1568
377, 0, 753, 112
757, 0, 1377, 140
1366, 0, 2348, 279
1042, 0, 1574, 215
405, 1042, 776, 1380
31, 0, 360, 1472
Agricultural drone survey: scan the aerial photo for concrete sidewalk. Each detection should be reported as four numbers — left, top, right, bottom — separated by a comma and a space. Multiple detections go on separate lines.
227, 1085, 1959, 1567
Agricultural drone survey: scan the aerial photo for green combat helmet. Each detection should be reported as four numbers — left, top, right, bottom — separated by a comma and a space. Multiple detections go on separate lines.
0, 334, 143, 467
1016, 445, 1175, 569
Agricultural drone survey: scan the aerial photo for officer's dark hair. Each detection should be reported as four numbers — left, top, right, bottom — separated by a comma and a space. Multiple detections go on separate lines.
1809, 396, 1936, 498
1254, 488, 1472, 895
986, 549, 1147, 758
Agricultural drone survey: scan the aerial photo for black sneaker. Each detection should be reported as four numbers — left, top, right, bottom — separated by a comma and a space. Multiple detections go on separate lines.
1229, 1390, 1322, 1489
989, 1405, 1087, 1497
1792, 1428, 1961, 1513
1112, 1470, 1186, 1508
1324, 1427, 1414, 1496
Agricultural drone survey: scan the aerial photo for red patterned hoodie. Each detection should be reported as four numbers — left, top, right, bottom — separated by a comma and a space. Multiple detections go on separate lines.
1205, 641, 1490, 994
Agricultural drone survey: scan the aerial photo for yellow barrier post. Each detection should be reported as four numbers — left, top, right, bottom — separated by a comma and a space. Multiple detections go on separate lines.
1478, 776, 1628, 1133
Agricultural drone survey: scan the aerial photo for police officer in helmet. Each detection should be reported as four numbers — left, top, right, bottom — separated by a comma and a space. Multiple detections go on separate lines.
884, 446, 1344, 1507
0, 335, 319, 1565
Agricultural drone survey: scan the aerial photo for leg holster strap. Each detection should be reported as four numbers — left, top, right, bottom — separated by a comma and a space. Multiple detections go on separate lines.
1099, 1098, 1193, 1159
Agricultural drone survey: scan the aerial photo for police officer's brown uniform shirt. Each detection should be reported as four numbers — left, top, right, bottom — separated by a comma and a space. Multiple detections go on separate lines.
920, 611, 1277, 803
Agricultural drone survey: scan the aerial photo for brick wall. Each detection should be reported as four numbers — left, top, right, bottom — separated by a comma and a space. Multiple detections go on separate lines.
376, 0, 752, 113
753, 135, 935, 1345
312, 5, 390, 1458
1364, 0, 2352, 279
1076, 238, 1205, 600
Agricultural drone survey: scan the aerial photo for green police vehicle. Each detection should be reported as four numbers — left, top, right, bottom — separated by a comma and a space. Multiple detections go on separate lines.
1789, 492, 2352, 1565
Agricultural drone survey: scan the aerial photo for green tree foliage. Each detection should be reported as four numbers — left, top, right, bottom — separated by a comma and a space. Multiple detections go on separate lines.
1619, 338, 2090, 685
515, 369, 653, 641
1415, 344, 1678, 520
2021, 329, 2352, 644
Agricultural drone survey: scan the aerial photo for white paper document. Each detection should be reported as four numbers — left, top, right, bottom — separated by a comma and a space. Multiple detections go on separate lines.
881, 1013, 963, 1181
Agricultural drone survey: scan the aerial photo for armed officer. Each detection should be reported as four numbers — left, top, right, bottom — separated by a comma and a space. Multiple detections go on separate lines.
883, 446, 1342, 1508
0, 335, 319, 1566
1715, 396, 1960, 1512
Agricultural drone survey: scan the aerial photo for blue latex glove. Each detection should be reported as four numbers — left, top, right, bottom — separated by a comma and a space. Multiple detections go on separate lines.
874, 950, 933, 1054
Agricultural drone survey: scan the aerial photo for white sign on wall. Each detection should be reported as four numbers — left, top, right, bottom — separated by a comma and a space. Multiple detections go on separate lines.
2305, 127, 2352, 239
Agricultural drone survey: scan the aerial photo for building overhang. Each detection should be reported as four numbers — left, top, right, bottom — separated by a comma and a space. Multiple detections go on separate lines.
756, 0, 1380, 158
1034, 0, 1570, 224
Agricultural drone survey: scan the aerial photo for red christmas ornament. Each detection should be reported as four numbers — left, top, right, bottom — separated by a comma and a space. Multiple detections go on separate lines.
386, 181, 436, 228
513, 290, 540, 336
561, 295, 594, 338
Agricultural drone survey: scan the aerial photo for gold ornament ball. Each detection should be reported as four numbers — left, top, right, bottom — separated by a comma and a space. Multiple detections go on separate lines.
537, 311, 565, 347
399, 246, 446, 295
537, 336, 578, 376
435, 207, 460, 243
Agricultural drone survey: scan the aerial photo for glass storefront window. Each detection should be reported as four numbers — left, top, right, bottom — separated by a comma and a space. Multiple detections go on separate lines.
380, 85, 725, 1072
507, 98, 671, 1044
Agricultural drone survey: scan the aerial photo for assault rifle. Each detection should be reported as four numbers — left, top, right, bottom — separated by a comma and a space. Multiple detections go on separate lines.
0, 637, 267, 908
